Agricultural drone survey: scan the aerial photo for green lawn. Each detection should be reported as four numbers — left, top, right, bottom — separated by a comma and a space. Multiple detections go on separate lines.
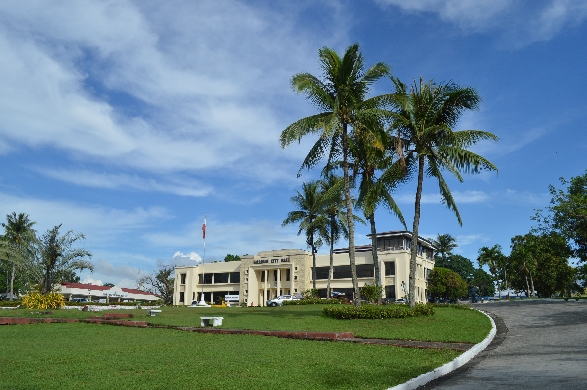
0, 305, 491, 389
2, 304, 491, 343
0, 322, 460, 389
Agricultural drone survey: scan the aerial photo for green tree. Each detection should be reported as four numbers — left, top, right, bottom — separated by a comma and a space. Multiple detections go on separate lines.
29, 224, 93, 294
1, 213, 36, 300
316, 174, 348, 298
509, 234, 539, 297
353, 129, 407, 295
389, 77, 498, 306
436, 254, 475, 282
428, 267, 468, 302
534, 171, 587, 263
359, 282, 383, 303
469, 268, 495, 297
478, 245, 508, 298
282, 181, 325, 289
280, 44, 389, 305
137, 265, 174, 305
433, 234, 458, 263
529, 232, 573, 297
224, 254, 241, 262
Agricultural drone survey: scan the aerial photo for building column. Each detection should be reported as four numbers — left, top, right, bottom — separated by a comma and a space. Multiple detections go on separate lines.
277, 268, 281, 296
290, 264, 294, 296
263, 269, 268, 306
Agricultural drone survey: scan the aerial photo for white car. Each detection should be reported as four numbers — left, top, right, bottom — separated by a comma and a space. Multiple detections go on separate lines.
266, 295, 295, 307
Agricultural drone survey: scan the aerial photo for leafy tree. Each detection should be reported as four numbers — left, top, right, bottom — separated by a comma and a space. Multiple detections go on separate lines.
469, 268, 495, 297
281, 44, 389, 305
478, 245, 508, 298
224, 254, 241, 262
435, 254, 475, 282
389, 77, 498, 306
137, 265, 174, 305
509, 234, 539, 297
433, 234, 458, 263
428, 267, 468, 302
282, 181, 325, 289
534, 171, 587, 263
28, 224, 93, 294
1, 213, 36, 300
359, 282, 383, 303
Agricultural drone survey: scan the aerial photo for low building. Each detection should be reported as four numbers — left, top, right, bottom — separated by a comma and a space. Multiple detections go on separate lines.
59, 282, 159, 303
173, 230, 435, 306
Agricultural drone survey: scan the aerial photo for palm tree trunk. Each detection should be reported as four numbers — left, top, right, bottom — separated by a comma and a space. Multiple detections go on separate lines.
9, 264, 15, 301
409, 155, 425, 307
327, 214, 335, 299
369, 213, 380, 290
342, 123, 359, 305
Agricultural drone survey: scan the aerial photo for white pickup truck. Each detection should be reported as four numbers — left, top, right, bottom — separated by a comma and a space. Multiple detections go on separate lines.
266, 295, 296, 307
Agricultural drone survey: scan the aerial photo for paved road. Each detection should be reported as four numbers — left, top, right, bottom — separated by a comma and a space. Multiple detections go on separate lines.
423, 299, 587, 390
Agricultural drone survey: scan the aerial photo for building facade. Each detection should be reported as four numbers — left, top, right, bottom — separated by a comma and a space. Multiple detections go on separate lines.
173, 231, 435, 306
59, 282, 159, 303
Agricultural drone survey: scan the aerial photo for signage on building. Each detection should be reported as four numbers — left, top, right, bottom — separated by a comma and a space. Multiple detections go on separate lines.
225, 295, 239, 302
253, 257, 290, 264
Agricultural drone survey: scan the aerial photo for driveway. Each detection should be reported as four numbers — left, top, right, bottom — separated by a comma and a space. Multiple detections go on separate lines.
423, 299, 587, 390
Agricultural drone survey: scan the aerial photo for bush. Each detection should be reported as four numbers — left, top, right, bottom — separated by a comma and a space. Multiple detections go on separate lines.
322, 303, 435, 320
0, 300, 22, 307
359, 282, 383, 303
22, 292, 65, 309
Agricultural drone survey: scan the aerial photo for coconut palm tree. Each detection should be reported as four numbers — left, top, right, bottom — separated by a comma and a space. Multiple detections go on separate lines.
1, 213, 36, 300
352, 130, 407, 292
30, 224, 93, 294
434, 234, 458, 265
280, 44, 389, 304
315, 174, 348, 298
389, 77, 498, 307
282, 181, 326, 289
478, 245, 508, 299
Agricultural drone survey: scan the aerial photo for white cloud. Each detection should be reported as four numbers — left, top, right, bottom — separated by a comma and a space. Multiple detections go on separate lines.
395, 190, 490, 205
34, 168, 213, 197
377, 0, 587, 46
171, 251, 202, 266
82, 277, 103, 286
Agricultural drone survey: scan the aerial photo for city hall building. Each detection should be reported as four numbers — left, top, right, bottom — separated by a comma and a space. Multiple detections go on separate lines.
173, 231, 435, 306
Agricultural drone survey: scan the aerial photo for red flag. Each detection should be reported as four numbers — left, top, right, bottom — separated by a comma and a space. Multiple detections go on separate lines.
202, 216, 206, 240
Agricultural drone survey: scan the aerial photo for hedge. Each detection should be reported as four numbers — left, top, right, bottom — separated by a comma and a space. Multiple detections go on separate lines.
283, 298, 345, 305
322, 303, 435, 319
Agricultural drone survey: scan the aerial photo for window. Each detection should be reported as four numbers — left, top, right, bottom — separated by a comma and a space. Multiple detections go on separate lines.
273, 270, 278, 281
198, 274, 213, 284
294, 276, 298, 281
333, 265, 373, 279
214, 273, 229, 284
180, 274, 186, 285
285, 269, 291, 281
179, 292, 185, 303
385, 285, 396, 300
384, 262, 395, 276
315, 267, 329, 280
261, 272, 265, 282
295, 267, 298, 271
229, 272, 240, 284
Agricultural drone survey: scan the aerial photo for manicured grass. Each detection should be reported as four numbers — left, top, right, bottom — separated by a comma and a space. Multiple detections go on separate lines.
0, 322, 460, 389
1, 304, 491, 343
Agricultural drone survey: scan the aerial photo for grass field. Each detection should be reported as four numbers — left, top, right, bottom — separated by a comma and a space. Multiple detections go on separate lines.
0, 305, 491, 389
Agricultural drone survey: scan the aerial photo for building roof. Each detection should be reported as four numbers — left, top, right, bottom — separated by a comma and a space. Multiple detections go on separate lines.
61, 282, 110, 291
366, 230, 437, 249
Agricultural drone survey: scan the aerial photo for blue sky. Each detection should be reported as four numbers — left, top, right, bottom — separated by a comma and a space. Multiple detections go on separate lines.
1, 0, 586, 287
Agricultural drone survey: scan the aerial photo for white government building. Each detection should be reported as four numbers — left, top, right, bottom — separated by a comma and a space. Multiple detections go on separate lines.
173, 231, 436, 306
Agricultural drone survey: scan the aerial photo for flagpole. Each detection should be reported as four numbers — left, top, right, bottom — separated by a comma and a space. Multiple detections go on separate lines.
199, 214, 207, 305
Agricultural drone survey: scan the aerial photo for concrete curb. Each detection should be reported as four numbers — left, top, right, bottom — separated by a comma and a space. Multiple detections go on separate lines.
387, 309, 497, 390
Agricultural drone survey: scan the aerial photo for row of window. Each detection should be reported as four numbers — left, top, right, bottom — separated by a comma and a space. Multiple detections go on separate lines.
195, 272, 241, 285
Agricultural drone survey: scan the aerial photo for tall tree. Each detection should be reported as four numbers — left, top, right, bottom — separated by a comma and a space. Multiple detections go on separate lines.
281, 44, 389, 304
534, 171, 587, 263
1, 213, 36, 300
282, 181, 325, 289
389, 77, 498, 306
316, 174, 348, 298
434, 234, 458, 263
352, 129, 407, 293
478, 245, 508, 298
137, 265, 174, 305
30, 224, 93, 294
509, 234, 538, 297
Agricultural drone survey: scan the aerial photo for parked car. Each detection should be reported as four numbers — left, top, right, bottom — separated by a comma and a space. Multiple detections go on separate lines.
71, 298, 89, 303
394, 298, 407, 304
266, 295, 296, 307
0, 293, 17, 300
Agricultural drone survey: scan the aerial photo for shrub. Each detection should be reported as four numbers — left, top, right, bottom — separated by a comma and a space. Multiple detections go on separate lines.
22, 292, 65, 309
322, 303, 435, 320
359, 282, 383, 303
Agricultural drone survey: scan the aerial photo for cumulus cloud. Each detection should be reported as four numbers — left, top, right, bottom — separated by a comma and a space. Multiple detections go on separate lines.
171, 251, 202, 266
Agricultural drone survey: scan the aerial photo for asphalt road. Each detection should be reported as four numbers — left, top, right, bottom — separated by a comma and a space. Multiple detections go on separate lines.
422, 299, 587, 390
